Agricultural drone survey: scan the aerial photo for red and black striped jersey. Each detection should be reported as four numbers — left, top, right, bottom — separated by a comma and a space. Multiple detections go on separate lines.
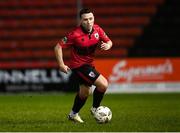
58, 24, 111, 69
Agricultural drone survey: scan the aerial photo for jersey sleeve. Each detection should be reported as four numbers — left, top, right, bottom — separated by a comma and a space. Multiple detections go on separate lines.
58, 32, 74, 48
98, 26, 111, 43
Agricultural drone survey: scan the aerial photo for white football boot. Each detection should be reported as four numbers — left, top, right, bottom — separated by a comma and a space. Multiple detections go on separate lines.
68, 113, 84, 123
90, 107, 97, 116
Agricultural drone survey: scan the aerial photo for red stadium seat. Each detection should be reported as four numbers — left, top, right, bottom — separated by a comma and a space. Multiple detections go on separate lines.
0, 40, 56, 49
0, 49, 70, 60
1, 29, 72, 39
0, 0, 76, 7
82, 0, 164, 5
0, 19, 77, 29
96, 48, 128, 58
0, 8, 77, 17
92, 6, 157, 15
96, 16, 150, 26
0, 61, 58, 69
0, 0, 165, 69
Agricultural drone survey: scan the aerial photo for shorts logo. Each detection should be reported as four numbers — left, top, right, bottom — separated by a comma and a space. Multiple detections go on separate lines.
89, 71, 96, 78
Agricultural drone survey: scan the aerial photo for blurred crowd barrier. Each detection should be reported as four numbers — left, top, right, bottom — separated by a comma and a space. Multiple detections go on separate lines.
0, 58, 180, 93
95, 57, 180, 93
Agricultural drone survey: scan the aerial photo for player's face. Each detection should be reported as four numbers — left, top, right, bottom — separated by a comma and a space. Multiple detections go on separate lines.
81, 13, 94, 32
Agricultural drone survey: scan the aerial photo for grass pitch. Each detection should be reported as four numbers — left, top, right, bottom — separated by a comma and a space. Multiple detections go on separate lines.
0, 92, 180, 132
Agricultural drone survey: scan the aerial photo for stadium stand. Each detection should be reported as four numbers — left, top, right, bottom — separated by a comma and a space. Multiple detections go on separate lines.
0, 0, 164, 69
82, 0, 164, 55
129, 0, 180, 57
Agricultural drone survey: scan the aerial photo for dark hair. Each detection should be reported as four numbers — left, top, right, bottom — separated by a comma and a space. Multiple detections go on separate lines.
79, 8, 92, 18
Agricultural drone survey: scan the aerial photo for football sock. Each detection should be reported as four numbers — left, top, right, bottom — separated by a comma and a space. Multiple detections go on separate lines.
72, 93, 87, 113
69, 110, 76, 116
93, 88, 105, 108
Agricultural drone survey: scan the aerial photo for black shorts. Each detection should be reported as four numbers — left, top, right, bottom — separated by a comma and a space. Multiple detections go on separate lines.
72, 64, 100, 86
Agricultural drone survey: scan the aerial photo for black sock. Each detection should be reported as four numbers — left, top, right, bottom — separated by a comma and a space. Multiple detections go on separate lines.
93, 88, 105, 108
72, 93, 87, 113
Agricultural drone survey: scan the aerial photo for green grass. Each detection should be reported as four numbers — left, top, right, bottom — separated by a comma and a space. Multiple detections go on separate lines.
0, 92, 180, 132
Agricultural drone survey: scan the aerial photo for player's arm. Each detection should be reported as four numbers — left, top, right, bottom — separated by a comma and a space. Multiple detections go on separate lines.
100, 40, 113, 50
98, 26, 113, 51
54, 44, 70, 74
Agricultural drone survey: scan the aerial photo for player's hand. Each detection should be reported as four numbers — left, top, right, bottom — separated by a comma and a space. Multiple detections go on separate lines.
59, 64, 71, 74
100, 41, 111, 50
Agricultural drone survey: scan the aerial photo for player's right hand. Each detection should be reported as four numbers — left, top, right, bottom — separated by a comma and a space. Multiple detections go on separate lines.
59, 64, 71, 74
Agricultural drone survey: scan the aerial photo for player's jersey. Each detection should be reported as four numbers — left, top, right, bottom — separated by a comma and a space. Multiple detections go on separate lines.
58, 24, 110, 69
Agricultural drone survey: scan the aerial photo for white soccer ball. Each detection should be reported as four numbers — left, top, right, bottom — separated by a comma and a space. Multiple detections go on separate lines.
94, 106, 112, 123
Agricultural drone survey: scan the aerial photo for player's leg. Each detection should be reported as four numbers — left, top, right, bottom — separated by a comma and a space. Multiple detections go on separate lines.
68, 84, 90, 123
91, 74, 108, 114
71, 84, 90, 113
68, 64, 101, 120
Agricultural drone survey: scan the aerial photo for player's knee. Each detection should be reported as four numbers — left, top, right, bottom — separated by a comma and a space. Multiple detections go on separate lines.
79, 88, 90, 99
98, 80, 108, 92
102, 81, 108, 91
79, 91, 89, 99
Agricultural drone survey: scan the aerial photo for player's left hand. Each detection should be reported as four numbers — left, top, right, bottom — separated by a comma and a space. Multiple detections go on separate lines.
100, 41, 111, 50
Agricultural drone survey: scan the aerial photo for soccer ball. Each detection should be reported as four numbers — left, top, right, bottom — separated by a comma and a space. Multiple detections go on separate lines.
94, 106, 112, 123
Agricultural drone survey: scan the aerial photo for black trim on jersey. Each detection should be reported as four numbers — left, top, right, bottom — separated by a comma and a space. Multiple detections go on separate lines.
73, 44, 98, 56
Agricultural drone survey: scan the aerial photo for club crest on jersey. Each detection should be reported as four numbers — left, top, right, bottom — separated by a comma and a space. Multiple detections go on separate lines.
89, 71, 96, 78
62, 37, 67, 44
94, 33, 99, 39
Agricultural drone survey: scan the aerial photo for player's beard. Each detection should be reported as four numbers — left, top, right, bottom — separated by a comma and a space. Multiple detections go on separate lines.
82, 23, 93, 33
86, 24, 93, 32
